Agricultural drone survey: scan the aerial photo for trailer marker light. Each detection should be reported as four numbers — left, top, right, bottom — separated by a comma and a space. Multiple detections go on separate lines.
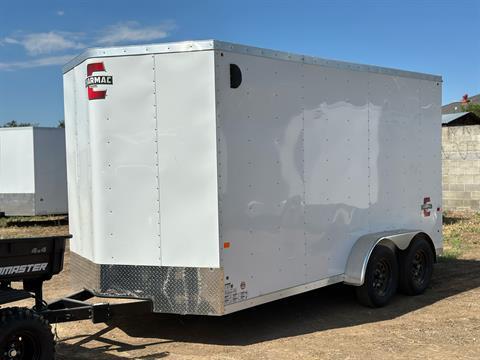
223, 242, 230, 249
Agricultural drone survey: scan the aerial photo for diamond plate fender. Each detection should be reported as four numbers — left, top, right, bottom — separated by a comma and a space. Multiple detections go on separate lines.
343, 229, 427, 286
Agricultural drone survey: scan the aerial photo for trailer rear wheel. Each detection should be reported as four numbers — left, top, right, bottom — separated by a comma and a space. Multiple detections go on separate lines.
0, 307, 54, 360
399, 236, 434, 295
356, 244, 398, 307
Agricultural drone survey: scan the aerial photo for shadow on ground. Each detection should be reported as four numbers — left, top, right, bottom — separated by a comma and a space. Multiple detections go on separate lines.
56, 257, 480, 358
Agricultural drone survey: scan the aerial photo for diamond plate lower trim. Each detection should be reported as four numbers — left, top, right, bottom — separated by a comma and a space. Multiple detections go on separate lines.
70, 252, 224, 315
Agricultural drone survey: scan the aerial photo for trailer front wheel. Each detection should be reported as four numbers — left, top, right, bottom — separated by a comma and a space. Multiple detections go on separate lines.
0, 307, 54, 360
356, 244, 398, 307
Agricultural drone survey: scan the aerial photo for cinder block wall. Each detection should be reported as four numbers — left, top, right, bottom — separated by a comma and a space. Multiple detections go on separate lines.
442, 125, 480, 211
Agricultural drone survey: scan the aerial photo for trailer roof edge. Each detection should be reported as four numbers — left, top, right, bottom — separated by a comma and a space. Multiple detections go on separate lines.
62, 39, 442, 82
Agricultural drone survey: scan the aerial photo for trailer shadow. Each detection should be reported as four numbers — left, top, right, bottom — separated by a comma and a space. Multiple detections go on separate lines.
55, 256, 480, 358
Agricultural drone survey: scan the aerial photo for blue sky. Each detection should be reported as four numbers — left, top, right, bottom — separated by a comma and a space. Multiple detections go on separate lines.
0, 0, 479, 127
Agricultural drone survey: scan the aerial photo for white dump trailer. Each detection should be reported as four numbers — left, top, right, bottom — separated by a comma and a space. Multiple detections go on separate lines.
63, 40, 442, 315
0, 127, 68, 216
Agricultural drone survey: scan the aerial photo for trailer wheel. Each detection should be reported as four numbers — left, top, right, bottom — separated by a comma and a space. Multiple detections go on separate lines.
0, 307, 54, 360
399, 236, 434, 295
356, 244, 398, 307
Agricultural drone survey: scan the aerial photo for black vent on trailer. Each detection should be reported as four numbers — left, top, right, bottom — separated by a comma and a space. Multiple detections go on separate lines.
230, 64, 242, 88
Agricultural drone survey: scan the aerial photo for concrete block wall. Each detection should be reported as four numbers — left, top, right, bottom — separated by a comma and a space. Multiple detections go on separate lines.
442, 125, 480, 211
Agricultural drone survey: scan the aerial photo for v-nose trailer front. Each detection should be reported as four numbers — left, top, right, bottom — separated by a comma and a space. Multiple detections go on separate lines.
63, 40, 442, 315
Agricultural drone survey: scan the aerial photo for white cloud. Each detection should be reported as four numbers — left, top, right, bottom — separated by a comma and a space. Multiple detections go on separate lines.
96, 21, 175, 45
22, 32, 84, 55
3, 37, 19, 45
0, 20, 176, 71
0, 54, 75, 71
3, 32, 84, 56
56, 10, 65, 16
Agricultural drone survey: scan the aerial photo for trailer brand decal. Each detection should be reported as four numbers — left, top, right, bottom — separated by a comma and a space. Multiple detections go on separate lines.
86, 62, 113, 100
0, 262, 48, 276
421, 197, 433, 217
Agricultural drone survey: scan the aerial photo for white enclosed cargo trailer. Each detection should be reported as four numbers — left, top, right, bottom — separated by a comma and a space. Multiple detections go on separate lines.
0, 127, 68, 216
63, 40, 442, 315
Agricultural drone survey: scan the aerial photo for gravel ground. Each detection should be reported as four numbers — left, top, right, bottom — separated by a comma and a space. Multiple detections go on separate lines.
2, 215, 480, 359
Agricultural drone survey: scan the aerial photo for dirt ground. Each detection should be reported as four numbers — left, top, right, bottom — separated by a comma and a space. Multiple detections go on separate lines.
2, 215, 480, 360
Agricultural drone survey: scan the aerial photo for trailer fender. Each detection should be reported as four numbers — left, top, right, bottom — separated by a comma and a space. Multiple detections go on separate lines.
344, 230, 432, 286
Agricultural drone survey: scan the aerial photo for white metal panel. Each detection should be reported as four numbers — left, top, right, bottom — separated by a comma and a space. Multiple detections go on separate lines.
216, 47, 441, 309
419, 79, 443, 248
33, 128, 68, 214
368, 74, 421, 231
65, 55, 161, 265
0, 128, 35, 193
216, 51, 306, 301
154, 51, 220, 268
90, 55, 160, 265
303, 65, 370, 279
224, 274, 343, 314
63, 69, 86, 256
66, 64, 95, 259
368, 74, 442, 245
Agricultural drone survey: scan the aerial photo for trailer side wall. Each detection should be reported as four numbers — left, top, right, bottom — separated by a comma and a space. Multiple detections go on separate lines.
214, 50, 442, 311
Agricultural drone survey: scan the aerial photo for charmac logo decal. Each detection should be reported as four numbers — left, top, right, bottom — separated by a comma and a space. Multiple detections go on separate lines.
86, 62, 113, 100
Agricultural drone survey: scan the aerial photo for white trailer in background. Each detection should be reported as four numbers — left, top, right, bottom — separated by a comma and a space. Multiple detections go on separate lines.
0, 127, 68, 216
63, 40, 442, 315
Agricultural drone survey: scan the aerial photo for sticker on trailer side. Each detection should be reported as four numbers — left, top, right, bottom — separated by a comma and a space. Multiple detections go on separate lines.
225, 282, 248, 305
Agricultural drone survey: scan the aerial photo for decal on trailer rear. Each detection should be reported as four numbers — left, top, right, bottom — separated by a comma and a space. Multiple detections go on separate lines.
85, 62, 113, 100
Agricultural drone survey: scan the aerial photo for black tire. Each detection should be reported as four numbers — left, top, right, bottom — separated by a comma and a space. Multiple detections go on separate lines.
0, 307, 54, 360
399, 236, 434, 295
356, 244, 399, 308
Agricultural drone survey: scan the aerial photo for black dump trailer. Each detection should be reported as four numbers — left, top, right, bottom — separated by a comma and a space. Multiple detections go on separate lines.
0, 235, 152, 360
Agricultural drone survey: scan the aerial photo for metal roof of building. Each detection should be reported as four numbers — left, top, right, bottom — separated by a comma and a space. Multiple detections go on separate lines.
442, 112, 470, 124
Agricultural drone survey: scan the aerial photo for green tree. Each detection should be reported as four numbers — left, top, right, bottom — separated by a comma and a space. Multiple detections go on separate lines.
461, 103, 480, 118
2, 120, 35, 127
